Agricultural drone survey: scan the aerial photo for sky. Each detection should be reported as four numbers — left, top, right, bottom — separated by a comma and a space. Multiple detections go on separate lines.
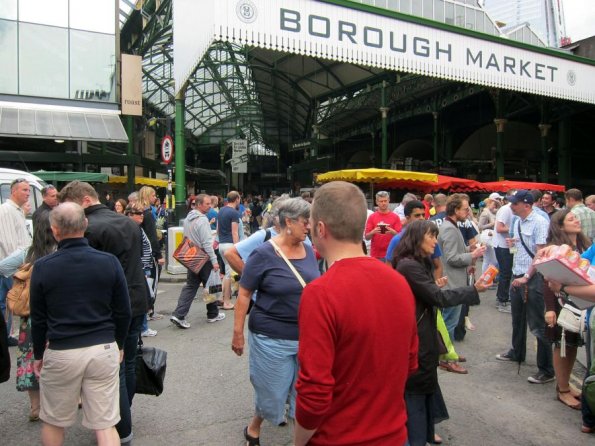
564, 0, 595, 42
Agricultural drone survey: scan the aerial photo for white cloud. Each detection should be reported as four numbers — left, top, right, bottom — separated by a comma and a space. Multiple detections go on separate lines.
564, 0, 595, 42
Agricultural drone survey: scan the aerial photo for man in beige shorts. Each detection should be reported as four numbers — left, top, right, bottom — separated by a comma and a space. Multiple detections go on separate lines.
30, 202, 131, 446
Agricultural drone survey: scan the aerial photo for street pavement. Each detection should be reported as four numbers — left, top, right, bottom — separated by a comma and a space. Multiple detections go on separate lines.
0, 279, 590, 445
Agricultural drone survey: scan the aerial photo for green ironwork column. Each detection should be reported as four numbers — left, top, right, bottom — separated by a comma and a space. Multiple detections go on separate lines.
558, 119, 570, 187
494, 118, 507, 180
380, 81, 389, 168
126, 116, 135, 192
538, 124, 551, 183
432, 112, 439, 167
175, 92, 187, 220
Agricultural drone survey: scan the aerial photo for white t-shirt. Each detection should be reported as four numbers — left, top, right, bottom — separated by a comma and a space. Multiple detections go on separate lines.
492, 203, 513, 248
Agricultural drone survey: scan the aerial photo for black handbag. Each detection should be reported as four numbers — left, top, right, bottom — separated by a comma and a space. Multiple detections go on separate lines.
135, 338, 167, 396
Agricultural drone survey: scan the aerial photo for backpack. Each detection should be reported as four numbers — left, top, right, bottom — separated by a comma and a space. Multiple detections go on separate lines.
7, 263, 33, 317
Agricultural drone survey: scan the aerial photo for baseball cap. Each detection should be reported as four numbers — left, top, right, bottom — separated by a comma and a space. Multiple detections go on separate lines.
489, 192, 503, 200
506, 189, 534, 205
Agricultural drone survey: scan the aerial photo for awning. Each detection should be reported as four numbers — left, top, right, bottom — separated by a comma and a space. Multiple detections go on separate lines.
108, 176, 174, 188
377, 175, 486, 193
33, 171, 109, 183
481, 180, 565, 193
316, 168, 437, 184
0, 102, 129, 143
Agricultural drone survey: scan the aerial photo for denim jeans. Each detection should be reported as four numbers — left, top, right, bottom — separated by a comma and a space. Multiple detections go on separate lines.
0, 276, 13, 336
405, 392, 435, 446
494, 247, 513, 304
172, 263, 218, 320
116, 313, 144, 439
508, 274, 554, 376
441, 305, 462, 342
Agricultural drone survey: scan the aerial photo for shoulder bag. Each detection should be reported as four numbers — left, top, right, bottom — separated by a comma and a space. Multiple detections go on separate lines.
135, 337, 167, 396
173, 237, 210, 274
7, 262, 33, 317
269, 239, 306, 288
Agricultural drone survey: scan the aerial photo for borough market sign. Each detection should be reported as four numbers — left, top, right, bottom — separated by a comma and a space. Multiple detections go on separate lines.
174, 0, 595, 104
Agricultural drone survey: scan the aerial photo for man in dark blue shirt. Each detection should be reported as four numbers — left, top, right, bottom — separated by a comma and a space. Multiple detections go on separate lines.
31, 202, 130, 446
217, 191, 241, 310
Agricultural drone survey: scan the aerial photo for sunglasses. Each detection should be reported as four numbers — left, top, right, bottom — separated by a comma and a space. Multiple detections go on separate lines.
10, 178, 27, 187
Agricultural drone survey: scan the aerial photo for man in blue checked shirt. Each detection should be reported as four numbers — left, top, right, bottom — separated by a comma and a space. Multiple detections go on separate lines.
495, 190, 554, 385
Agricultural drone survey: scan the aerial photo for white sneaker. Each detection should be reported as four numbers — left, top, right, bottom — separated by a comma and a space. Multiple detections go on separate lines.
207, 312, 226, 323
170, 315, 190, 329
141, 328, 157, 337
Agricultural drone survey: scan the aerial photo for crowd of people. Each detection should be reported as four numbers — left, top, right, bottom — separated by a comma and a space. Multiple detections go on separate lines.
1, 177, 595, 445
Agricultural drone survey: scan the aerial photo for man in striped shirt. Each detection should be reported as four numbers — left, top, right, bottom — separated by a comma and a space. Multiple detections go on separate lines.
0, 178, 32, 344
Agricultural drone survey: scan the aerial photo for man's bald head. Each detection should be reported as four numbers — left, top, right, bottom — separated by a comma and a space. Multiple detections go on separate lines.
49, 202, 88, 240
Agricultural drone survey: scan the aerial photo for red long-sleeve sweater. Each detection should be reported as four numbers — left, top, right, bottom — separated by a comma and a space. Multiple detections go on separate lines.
296, 257, 418, 446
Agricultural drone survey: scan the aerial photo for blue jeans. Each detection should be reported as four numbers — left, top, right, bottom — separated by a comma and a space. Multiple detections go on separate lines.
0, 276, 13, 336
508, 274, 554, 376
441, 305, 462, 342
405, 392, 435, 446
583, 309, 595, 428
116, 314, 144, 439
494, 247, 513, 304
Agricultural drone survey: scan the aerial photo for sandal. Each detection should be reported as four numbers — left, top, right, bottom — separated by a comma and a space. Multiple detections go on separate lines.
222, 303, 235, 310
244, 426, 260, 446
29, 406, 40, 422
432, 433, 443, 444
557, 389, 581, 410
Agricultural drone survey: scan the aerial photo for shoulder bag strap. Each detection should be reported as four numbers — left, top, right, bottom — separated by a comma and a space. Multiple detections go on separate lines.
269, 239, 307, 288
517, 220, 535, 259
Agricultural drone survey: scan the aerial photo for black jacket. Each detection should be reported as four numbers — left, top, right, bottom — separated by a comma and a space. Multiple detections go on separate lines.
84, 204, 148, 317
141, 208, 162, 261
396, 256, 479, 394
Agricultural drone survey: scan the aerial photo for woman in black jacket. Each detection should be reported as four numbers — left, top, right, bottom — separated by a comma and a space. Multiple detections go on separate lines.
392, 220, 487, 446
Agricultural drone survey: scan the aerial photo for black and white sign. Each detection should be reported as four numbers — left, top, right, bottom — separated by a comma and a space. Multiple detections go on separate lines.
161, 135, 174, 164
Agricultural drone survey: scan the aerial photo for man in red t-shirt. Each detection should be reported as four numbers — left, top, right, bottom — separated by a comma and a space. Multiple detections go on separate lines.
365, 190, 402, 260
295, 182, 418, 446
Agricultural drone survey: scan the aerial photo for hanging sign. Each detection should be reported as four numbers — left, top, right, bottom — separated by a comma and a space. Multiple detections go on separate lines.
161, 135, 174, 164
231, 139, 248, 173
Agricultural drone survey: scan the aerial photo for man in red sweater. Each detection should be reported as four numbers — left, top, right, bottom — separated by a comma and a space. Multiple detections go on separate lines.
295, 181, 418, 446
365, 190, 402, 261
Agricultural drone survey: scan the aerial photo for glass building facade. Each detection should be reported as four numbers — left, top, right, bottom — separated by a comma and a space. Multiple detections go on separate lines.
0, 0, 116, 103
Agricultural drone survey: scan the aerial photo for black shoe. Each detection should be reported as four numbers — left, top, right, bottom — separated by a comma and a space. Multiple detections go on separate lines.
7, 336, 18, 347
528, 372, 555, 384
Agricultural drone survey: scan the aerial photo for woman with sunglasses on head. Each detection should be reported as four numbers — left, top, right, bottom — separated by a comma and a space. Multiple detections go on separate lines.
392, 220, 488, 446
543, 209, 591, 410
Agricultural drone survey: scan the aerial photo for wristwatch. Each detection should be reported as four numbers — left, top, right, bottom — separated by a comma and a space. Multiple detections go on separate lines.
560, 284, 568, 295
523, 273, 530, 280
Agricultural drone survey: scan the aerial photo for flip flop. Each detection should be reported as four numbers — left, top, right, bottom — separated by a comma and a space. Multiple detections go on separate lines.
557, 390, 581, 410
222, 304, 235, 310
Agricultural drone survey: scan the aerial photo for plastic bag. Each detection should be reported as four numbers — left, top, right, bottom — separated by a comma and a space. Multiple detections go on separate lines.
203, 270, 222, 303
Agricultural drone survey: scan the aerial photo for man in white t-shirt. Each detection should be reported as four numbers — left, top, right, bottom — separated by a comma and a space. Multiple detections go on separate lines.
492, 192, 515, 313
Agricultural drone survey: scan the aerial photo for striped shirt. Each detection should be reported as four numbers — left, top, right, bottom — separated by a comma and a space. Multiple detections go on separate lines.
511, 210, 549, 276
570, 203, 595, 241
0, 199, 31, 259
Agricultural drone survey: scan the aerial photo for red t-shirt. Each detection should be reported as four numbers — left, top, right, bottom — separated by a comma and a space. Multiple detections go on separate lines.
365, 211, 402, 258
296, 257, 418, 446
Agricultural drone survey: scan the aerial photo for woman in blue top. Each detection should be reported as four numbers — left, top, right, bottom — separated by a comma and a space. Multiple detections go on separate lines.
232, 197, 319, 446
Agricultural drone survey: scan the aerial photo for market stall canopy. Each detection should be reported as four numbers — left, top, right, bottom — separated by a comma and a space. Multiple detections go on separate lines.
108, 176, 174, 188
377, 175, 486, 193
316, 168, 437, 184
481, 180, 565, 193
33, 171, 108, 183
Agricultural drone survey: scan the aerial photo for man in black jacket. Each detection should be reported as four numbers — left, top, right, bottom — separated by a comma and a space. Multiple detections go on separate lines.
31, 202, 130, 446
58, 181, 147, 444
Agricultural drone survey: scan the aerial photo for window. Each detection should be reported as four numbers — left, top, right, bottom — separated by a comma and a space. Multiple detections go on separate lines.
400, 0, 411, 14
0, 0, 17, 20
445, 1, 454, 24
455, 4, 465, 27
19, 22, 68, 98
434, 0, 444, 22
475, 10, 484, 32
70, 30, 116, 102
412, 0, 422, 17
422, 0, 433, 19
19, 0, 68, 27
70, 0, 115, 34
0, 19, 18, 94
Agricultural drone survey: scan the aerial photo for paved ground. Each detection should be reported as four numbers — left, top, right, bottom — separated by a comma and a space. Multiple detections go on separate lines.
0, 279, 590, 445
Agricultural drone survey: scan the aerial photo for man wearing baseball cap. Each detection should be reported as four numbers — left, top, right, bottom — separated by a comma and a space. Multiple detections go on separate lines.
496, 190, 553, 385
